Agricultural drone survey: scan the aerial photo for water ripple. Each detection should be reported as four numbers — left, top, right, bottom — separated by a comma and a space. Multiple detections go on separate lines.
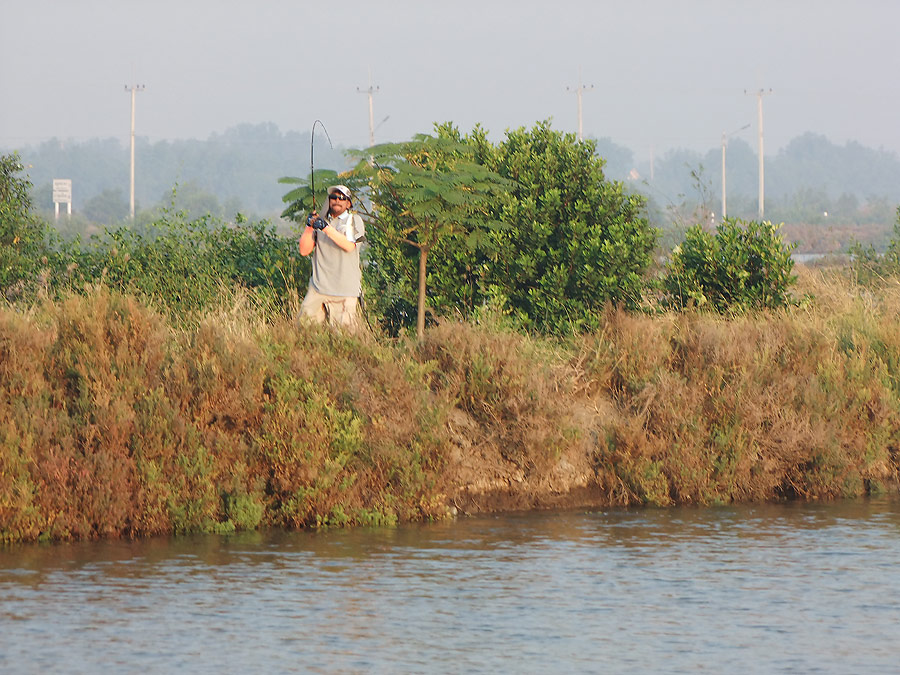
2, 498, 899, 673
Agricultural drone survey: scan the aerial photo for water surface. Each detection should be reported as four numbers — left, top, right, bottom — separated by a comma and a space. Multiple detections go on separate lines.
2, 498, 899, 673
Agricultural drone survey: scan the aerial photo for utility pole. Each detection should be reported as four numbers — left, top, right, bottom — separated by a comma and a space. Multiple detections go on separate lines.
125, 82, 145, 219
357, 70, 379, 147
745, 88, 772, 220
567, 69, 593, 141
721, 123, 750, 220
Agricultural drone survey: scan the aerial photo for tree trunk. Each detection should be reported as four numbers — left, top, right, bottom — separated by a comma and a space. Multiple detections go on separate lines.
417, 246, 428, 341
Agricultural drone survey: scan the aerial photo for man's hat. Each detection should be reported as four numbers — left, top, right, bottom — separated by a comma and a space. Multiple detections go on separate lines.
327, 185, 352, 201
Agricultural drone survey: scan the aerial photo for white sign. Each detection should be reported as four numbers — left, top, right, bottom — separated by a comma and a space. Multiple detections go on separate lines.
53, 179, 72, 204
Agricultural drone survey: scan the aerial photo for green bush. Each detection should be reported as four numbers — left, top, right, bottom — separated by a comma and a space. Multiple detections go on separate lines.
470, 122, 656, 334
57, 209, 309, 315
849, 206, 900, 286
363, 121, 658, 336
0, 152, 57, 300
663, 218, 796, 312
1, 161, 309, 315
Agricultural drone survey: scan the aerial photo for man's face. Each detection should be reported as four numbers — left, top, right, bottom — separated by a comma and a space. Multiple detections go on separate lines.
329, 192, 351, 216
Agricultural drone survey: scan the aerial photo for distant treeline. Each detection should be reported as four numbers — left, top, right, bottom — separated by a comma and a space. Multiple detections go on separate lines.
6, 123, 350, 223
4, 123, 900, 232
632, 133, 900, 229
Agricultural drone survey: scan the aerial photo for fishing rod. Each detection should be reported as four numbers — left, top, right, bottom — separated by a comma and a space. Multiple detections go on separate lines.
310, 119, 333, 212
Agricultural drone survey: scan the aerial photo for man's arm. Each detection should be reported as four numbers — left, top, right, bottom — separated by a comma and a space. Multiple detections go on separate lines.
298, 224, 316, 256
318, 224, 357, 253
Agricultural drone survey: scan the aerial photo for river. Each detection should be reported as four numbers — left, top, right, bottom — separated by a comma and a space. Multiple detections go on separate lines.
2, 497, 899, 673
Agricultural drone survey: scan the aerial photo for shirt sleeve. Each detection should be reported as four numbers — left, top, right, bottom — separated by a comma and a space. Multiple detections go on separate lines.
350, 214, 366, 243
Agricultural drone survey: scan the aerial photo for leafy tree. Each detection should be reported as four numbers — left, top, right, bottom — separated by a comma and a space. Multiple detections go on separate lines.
475, 122, 656, 333
663, 218, 797, 312
349, 131, 515, 339
378, 121, 655, 335
278, 169, 368, 222
0, 152, 55, 299
82, 187, 129, 223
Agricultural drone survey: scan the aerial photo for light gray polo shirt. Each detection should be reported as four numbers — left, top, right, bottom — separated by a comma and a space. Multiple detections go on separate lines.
309, 210, 365, 297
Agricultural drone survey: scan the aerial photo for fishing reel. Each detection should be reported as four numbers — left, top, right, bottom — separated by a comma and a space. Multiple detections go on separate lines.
307, 213, 328, 231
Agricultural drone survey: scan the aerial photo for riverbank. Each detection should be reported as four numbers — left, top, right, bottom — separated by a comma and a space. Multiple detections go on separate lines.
2, 266, 899, 543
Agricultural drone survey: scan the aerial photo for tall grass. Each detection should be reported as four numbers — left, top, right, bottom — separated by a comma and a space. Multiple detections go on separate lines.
576, 267, 900, 505
0, 288, 447, 542
2, 267, 899, 543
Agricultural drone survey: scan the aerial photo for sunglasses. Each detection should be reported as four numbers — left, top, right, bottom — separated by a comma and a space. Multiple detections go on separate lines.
329, 193, 349, 201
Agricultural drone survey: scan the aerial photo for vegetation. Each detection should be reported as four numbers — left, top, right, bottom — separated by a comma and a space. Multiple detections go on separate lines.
0, 153, 58, 300
346, 122, 656, 336
352, 131, 515, 339
848, 207, 900, 286
2, 136, 900, 544
2, 153, 309, 315
663, 218, 796, 312
61, 207, 309, 315
8, 123, 900, 251
2, 269, 899, 543
0, 290, 449, 541
582, 267, 900, 505
457, 122, 655, 334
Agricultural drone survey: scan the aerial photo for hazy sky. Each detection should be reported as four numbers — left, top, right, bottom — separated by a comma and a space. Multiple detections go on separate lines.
3, 0, 899, 161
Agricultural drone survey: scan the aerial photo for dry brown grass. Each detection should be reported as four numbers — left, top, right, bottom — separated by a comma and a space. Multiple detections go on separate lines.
570, 270, 900, 506
2, 272, 900, 542
420, 319, 577, 477
0, 289, 452, 541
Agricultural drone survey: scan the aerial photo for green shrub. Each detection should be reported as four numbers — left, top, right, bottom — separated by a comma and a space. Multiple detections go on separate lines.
0, 169, 309, 315
849, 206, 900, 286
58, 209, 309, 315
362, 121, 658, 336
663, 218, 796, 312
0, 152, 58, 301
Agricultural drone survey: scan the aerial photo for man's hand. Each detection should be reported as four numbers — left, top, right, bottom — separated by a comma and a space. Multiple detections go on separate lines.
307, 212, 327, 230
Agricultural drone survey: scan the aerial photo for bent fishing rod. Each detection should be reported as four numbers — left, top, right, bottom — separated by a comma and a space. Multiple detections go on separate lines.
310, 119, 333, 213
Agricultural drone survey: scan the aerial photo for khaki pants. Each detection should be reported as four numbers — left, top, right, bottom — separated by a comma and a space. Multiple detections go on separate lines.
299, 286, 361, 332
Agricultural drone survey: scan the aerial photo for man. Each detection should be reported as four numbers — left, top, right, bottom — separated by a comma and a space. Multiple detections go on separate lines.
298, 184, 365, 330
